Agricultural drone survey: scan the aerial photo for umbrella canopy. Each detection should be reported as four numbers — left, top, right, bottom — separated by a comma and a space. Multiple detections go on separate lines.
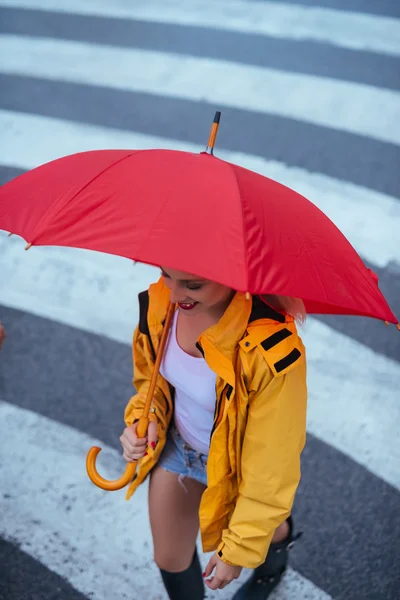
0, 147, 396, 323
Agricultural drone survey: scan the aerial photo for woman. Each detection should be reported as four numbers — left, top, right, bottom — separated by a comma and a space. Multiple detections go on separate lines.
120, 267, 307, 599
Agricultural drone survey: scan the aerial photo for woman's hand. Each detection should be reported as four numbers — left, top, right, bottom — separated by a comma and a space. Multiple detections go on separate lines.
203, 553, 243, 590
120, 421, 157, 462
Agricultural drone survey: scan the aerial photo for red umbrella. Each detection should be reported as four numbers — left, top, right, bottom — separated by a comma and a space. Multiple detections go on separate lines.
0, 119, 396, 324
0, 113, 398, 491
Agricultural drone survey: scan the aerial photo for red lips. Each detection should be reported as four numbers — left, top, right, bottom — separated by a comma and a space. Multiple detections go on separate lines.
178, 302, 198, 311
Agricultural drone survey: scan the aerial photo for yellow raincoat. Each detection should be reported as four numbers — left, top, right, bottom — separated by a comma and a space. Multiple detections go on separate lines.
124, 278, 307, 569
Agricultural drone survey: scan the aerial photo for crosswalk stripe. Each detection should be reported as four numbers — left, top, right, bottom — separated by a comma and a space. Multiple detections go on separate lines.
1, 230, 399, 490
3, 74, 398, 198
1, 110, 399, 268
1, 35, 400, 146
4, 6, 399, 92
0, 400, 333, 600
1, 0, 400, 56
278, 0, 400, 19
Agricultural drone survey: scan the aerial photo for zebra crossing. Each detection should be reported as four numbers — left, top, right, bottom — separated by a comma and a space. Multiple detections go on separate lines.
0, 1, 399, 599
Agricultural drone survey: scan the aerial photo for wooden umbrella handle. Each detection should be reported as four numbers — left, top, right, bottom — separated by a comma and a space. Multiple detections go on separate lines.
86, 302, 176, 491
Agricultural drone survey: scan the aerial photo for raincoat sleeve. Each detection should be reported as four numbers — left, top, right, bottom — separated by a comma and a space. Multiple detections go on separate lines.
124, 324, 170, 433
217, 345, 307, 569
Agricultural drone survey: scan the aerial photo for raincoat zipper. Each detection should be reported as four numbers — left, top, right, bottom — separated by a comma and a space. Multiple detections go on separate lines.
210, 384, 232, 441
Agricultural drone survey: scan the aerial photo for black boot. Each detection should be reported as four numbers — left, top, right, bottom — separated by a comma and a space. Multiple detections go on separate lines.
160, 549, 205, 600
232, 517, 302, 600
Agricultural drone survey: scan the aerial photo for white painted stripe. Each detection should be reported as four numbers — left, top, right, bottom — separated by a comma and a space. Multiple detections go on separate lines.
1, 35, 400, 146
1, 231, 399, 490
0, 401, 332, 600
1, 110, 399, 268
304, 320, 400, 492
2, 0, 400, 57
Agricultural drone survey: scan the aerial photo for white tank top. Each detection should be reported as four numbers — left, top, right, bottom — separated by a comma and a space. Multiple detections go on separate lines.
160, 310, 216, 455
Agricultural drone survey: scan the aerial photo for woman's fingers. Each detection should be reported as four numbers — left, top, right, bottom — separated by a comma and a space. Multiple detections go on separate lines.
147, 421, 158, 450
123, 450, 147, 462
205, 577, 231, 590
120, 422, 148, 461
121, 437, 146, 453
123, 442, 147, 455
120, 432, 147, 449
122, 441, 148, 461
204, 554, 242, 590
124, 422, 147, 443
120, 421, 158, 462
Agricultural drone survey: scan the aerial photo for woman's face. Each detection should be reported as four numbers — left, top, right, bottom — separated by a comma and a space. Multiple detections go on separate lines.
160, 266, 234, 317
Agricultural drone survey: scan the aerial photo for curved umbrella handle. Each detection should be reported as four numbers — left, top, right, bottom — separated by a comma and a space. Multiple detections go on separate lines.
86, 415, 150, 491
86, 447, 138, 491
85, 301, 176, 491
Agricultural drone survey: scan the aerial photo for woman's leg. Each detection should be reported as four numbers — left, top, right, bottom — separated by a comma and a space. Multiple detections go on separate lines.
149, 465, 206, 571
272, 520, 290, 543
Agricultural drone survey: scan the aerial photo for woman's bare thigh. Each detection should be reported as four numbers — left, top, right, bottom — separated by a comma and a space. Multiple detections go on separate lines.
149, 465, 206, 572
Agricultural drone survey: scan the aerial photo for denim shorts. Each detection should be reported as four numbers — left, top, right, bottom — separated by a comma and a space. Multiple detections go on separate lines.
158, 423, 208, 486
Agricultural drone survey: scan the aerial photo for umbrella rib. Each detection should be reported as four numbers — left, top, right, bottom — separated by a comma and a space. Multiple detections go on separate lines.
30, 151, 142, 245
230, 165, 250, 293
